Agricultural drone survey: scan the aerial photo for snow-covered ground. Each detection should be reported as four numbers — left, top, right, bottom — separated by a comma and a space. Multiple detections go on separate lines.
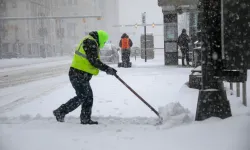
0, 57, 71, 88
0, 51, 249, 150
0, 56, 72, 69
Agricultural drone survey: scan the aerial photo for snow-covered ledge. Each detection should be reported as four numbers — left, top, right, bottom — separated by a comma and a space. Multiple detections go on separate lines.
158, 0, 198, 13
158, 0, 199, 6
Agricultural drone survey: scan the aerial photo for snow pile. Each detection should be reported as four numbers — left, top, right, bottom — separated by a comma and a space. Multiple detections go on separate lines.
193, 72, 202, 75
158, 102, 193, 129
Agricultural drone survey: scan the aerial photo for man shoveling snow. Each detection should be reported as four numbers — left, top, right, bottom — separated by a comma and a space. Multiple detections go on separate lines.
53, 30, 117, 125
53, 30, 175, 125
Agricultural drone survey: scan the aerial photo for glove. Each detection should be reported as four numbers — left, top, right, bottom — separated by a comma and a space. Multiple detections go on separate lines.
106, 67, 117, 76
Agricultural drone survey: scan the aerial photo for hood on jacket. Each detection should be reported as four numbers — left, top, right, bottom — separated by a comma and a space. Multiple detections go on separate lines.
182, 29, 187, 34
89, 30, 109, 49
121, 33, 129, 38
97, 30, 109, 48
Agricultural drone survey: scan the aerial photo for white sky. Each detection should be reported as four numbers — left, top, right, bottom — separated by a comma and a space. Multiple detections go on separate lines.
118, 0, 164, 48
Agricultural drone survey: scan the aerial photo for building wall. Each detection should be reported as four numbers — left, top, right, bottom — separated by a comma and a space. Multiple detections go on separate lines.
0, 0, 120, 58
97, 0, 120, 46
0, 0, 56, 58
52, 0, 120, 52
52, 0, 104, 54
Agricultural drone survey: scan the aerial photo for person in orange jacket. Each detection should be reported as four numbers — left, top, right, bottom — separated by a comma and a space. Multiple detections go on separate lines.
119, 33, 133, 63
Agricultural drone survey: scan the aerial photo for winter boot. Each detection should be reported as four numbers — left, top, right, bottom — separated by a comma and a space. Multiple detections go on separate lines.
53, 105, 66, 122
81, 119, 98, 125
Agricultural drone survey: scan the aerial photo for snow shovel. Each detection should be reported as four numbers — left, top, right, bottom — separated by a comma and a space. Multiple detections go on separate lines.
114, 74, 163, 124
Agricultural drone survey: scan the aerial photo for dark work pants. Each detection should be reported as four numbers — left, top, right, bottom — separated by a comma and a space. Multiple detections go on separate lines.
181, 48, 189, 66
121, 49, 130, 63
56, 68, 93, 122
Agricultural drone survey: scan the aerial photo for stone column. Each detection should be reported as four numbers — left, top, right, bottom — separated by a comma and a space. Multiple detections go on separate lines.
189, 11, 197, 66
189, 11, 197, 42
163, 11, 178, 65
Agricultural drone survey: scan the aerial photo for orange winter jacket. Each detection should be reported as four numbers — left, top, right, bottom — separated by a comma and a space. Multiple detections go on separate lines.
121, 38, 130, 49
119, 34, 133, 50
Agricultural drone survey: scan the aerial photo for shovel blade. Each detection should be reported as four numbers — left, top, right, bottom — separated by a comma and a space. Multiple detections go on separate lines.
154, 117, 163, 126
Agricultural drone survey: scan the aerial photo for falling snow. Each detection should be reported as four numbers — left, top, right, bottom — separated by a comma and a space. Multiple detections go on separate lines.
0, 0, 250, 150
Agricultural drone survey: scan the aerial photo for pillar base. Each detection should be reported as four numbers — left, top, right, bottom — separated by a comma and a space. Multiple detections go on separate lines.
164, 52, 178, 65
189, 74, 202, 89
195, 88, 232, 121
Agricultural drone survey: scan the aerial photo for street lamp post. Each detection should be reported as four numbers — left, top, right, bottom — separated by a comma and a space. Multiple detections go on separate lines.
142, 12, 147, 62
195, 0, 232, 121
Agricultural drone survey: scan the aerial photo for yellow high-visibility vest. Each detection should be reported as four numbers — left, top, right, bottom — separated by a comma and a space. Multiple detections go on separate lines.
71, 35, 100, 75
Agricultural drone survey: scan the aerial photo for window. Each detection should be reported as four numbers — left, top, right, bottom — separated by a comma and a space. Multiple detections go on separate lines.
53, 45, 56, 54
3, 43, 9, 52
2, 24, 8, 40
13, 43, 17, 52
12, 2, 17, 8
26, 20, 30, 39
30, 3, 33, 14
0, 20, 4, 30
62, 0, 67, 6
28, 44, 32, 54
57, 28, 64, 38
73, 0, 77, 5
54, 0, 58, 7
0, 0, 7, 9
67, 23, 75, 37
26, 2, 29, 10
32, 43, 39, 54
68, 0, 73, 5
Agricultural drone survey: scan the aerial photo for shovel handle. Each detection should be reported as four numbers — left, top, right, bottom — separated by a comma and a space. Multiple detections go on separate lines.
114, 74, 161, 118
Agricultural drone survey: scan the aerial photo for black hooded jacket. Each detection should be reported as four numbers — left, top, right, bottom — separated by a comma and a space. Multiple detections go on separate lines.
177, 32, 190, 49
70, 31, 110, 76
119, 33, 133, 48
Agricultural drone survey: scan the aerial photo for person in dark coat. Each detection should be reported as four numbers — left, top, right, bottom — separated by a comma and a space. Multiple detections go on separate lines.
119, 33, 133, 63
53, 30, 117, 125
177, 29, 191, 66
